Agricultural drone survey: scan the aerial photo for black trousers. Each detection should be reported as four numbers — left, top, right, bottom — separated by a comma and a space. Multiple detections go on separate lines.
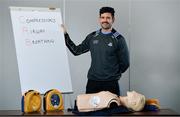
86, 79, 120, 96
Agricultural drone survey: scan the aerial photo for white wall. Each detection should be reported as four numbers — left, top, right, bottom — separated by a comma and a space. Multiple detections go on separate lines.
0, 1, 4, 109
130, 0, 180, 113
0, 0, 180, 113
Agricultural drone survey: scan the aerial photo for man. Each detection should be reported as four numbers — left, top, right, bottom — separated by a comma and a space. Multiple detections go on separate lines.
61, 7, 129, 96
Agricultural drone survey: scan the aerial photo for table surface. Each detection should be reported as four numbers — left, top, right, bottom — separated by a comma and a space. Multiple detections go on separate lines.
0, 109, 179, 116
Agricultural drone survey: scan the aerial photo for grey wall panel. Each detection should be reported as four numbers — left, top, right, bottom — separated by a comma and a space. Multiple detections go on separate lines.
0, 1, 4, 109
106, 0, 130, 96
130, 0, 180, 112
1, 0, 63, 110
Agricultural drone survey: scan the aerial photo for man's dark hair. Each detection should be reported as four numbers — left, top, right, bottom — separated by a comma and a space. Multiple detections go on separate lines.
99, 7, 115, 17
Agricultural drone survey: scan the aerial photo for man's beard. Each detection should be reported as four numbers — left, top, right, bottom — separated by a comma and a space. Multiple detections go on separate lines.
101, 22, 112, 30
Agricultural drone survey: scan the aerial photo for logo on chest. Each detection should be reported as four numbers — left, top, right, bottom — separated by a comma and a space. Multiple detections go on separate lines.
93, 40, 99, 44
108, 42, 113, 47
92, 40, 113, 47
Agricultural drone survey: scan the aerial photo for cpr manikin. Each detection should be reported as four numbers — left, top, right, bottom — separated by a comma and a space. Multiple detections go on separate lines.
76, 91, 145, 112
120, 91, 146, 111
77, 91, 121, 112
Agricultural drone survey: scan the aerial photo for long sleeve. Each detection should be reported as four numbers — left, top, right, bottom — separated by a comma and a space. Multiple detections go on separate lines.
64, 33, 90, 56
117, 36, 130, 73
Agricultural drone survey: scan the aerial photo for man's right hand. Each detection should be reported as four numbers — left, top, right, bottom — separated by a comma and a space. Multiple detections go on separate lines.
61, 24, 67, 34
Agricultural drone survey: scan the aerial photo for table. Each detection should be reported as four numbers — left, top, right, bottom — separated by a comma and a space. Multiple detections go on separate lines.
0, 109, 179, 116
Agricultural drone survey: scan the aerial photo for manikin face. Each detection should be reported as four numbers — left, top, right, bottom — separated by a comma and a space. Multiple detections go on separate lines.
120, 91, 146, 111
99, 13, 114, 30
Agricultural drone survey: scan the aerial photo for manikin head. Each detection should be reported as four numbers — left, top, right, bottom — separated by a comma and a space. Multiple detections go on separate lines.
120, 91, 146, 111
